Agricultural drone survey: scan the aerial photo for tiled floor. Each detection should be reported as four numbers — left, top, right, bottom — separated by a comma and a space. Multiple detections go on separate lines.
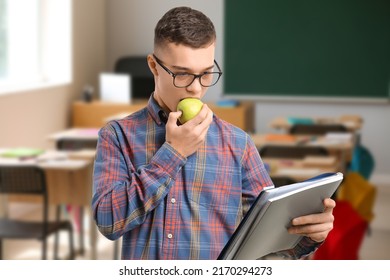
2, 181, 390, 260
360, 182, 390, 260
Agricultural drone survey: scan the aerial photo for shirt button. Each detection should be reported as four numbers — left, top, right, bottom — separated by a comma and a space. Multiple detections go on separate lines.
167, 233, 173, 239
171, 198, 176, 204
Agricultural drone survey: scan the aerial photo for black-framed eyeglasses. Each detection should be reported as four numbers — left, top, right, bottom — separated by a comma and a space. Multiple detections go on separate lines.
153, 54, 223, 88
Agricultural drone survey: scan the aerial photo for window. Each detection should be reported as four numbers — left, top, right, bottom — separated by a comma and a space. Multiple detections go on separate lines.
0, 0, 9, 78
0, 0, 71, 94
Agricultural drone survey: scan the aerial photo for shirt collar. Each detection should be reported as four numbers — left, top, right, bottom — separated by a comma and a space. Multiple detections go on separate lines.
147, 93, 168, 125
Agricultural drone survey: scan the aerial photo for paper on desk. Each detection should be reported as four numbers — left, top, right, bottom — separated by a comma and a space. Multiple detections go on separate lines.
76, 128, 100, 136
302, 156, 337, 167
68, 150, 96, 159
0, 148, 44, 158
38, 159, 88, 170
302, 132, 353, 147
48, 128, 99, 141
276, 168, 322, 177
325, 132, 353, 142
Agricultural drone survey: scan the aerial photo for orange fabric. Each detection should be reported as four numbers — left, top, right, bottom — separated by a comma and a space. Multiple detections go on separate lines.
337, 172, 376, 223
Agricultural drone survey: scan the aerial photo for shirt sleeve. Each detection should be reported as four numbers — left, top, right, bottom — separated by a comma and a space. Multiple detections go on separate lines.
272, 237, 323, 259
91, 123, 186, 240
240, 134, 273, 216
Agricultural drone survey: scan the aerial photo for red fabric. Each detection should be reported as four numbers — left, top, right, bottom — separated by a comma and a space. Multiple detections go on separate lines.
313, 200, 368, 260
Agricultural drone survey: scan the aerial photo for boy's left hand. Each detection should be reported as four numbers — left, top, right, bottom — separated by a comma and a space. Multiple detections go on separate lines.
288, 198, 336, 242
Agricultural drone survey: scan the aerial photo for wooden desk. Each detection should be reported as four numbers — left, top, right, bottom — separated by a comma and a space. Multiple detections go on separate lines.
251, 133, 354, 162
48, 128, 100, 145
72, 100, 255, 132
263, 156, 341, 182
270, 115, 363, 132
208, 101, 255, 132
0, 149, 97, 259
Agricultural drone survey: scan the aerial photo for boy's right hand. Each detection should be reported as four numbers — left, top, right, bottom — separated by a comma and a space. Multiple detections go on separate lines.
165, 104, 213, 158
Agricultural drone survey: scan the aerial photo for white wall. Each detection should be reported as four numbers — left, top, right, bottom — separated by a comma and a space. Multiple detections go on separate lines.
0, 0, 107, 149
106, 0, 390, 178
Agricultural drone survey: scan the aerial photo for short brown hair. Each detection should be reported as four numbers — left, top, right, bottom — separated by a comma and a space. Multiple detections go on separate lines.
154, 6, 216, 49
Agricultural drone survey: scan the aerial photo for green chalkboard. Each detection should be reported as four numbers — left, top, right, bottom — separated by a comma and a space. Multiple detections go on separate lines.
224, 0, 390, 99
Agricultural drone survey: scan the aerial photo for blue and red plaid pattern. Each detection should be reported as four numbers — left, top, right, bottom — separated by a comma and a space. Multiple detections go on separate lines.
92, 96, 319, 259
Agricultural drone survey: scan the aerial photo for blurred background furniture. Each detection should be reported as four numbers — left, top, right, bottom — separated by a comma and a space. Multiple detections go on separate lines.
259, 145, 329, 159
263, 156, 340, 183
0, 148, 95, 259
270, 115, 362, 133
348, 144, 375, 180
56, 138, 98, 151
0, 166, 75, 260
289, 123, 348, 135
270, 176, 297, 188
72, 101, 255, 132
55, 138, 98, 257
114, 56, 154, 101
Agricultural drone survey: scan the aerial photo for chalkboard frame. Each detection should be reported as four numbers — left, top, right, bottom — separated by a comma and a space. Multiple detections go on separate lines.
223, 0, 390, 101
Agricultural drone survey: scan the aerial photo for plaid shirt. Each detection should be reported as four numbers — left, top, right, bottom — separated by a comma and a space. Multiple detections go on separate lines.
92, 95, 319, 259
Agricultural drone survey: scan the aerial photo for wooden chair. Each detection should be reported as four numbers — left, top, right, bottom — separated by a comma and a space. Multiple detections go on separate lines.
114, 56, 154, 100
0, 166, 75, 259
289, 124, 348, 135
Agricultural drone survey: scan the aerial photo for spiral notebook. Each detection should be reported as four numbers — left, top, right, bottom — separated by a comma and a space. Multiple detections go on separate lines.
218, 172, 343, 260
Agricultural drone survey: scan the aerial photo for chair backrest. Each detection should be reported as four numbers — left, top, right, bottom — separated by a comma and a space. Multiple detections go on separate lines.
289, 124, 348, 135
114, 56, 154, 100
348, 145, 375, 180
56, 139, 98, 151
0, 166, 46, 195
259, 145, 329, 159
0, 165, 49, 223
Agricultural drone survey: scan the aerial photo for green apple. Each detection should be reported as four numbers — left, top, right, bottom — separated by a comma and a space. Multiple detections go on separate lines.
176, 98, 204, 124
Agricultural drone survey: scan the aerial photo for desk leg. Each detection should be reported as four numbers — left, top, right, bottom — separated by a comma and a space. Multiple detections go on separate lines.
340, 149, 348, 174
79, 207, 85, 256
0, 195, 8, 218
0, 200, 6, 260
88, 206, 97, 259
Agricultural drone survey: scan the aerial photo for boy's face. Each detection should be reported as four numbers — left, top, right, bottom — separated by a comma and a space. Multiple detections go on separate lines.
149, 42, 216, 113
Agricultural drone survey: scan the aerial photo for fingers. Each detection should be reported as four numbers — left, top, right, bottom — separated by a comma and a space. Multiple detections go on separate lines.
288, 198, 336, 242
323, 197, 336, 212
288, 221, 334, 242
291, 198, 336, 226
167, 111, 182, 126
176, 104, 213, 139
183, 104, 213, 127
181, 104, 213, 143
165, 104, 213, 158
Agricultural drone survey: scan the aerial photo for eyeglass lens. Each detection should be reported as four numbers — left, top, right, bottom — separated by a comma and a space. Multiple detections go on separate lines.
174, 73, 220, 87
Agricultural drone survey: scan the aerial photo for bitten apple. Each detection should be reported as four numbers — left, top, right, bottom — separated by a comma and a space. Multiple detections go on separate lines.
176, 98, 204, 124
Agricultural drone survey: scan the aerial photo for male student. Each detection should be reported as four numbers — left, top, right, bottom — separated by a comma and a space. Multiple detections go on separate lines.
92, 6, 335, 260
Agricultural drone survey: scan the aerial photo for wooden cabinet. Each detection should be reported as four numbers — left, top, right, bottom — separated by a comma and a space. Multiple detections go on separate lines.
72, 101, 147, 128
208, 102, 255, 132
72, 100, 255, 132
